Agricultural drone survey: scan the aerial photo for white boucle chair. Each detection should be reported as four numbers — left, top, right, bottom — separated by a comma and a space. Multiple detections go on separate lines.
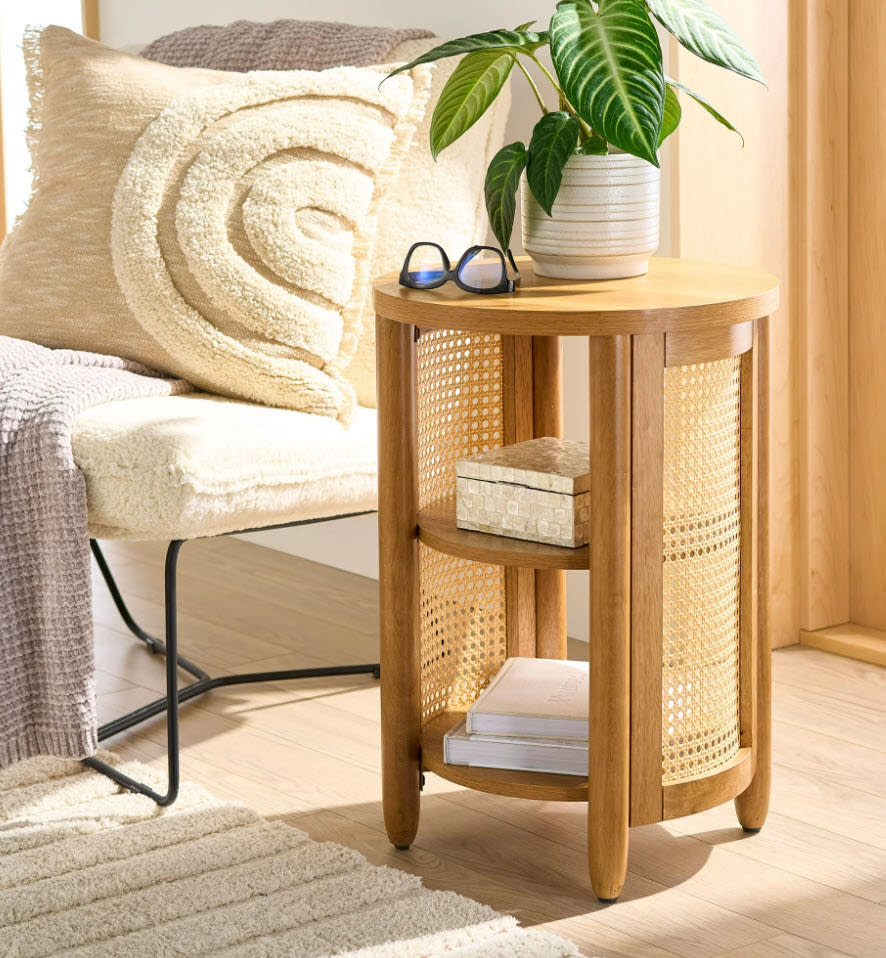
75, 25, 510, 805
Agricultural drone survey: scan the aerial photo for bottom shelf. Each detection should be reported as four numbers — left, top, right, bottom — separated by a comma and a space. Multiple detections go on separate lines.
422, 712, 756, 816
421, 711, 589, 802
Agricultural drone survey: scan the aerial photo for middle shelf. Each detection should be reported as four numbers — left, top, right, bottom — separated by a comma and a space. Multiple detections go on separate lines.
418, 498, 590, 570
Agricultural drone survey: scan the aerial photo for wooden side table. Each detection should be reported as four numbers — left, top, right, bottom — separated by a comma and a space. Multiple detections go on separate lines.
373, 258, 779, 903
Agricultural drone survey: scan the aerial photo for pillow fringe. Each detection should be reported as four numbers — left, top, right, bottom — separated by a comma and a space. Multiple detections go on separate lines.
21, 28, 45, 212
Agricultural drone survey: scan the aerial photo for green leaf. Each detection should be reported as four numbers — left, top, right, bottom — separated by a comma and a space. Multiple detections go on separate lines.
385, 29, 547, 79
667, 77, 744, 146
647, 0, 765, 85
578, 134, 609, 155
658, 84, 682, 146
550, 0, 665, 166
484, 142, 528, 251
430, 51, 514, 159
527, 112, 581, 215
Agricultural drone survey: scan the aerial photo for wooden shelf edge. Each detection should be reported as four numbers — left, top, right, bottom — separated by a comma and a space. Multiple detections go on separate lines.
662, 748, 754, 821
418, 499, 590, 571
421, 711, 589, 802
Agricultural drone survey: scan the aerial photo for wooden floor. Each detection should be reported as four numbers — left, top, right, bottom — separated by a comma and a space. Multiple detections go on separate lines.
93, 537, 886, 958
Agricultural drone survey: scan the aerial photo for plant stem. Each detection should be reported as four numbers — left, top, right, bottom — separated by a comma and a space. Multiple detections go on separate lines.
512, 55, 549, 115
526, 52, 594, 138
527, 53, 567, 101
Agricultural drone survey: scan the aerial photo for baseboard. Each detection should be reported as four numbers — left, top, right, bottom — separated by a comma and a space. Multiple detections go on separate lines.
799, 623, 886, 667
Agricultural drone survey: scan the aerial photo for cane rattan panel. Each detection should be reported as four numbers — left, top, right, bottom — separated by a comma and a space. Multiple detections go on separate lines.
661, 357, 742, 784
416, 330, 508, 720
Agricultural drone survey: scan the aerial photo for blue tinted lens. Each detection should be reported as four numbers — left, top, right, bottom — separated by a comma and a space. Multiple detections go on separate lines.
406, 245, 448, 286
409, 267, 445, 284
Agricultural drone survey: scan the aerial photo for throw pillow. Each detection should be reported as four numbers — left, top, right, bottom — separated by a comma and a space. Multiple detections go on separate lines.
0, 26, 432, 420
140, 22, 512, 408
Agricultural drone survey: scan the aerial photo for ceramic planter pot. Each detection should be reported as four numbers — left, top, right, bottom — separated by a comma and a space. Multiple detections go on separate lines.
521, 152, 660, 280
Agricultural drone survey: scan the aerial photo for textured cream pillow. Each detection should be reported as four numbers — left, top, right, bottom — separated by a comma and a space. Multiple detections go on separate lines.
0, 27, 431, 420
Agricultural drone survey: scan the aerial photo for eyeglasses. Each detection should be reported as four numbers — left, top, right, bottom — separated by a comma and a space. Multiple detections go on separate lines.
399, 243, 520, 294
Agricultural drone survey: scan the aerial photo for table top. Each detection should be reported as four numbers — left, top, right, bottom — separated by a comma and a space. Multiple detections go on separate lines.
373, 257, 779, 337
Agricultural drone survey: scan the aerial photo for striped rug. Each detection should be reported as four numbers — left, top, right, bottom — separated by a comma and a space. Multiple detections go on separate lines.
0, 752, 583, 957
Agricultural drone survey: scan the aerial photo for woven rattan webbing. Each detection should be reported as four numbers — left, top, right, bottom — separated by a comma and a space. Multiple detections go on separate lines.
661, 357, 742, 784
416, 330, 508, 720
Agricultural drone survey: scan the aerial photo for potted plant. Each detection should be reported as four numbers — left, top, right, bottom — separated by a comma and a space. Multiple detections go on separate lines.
387, 0, 764, 280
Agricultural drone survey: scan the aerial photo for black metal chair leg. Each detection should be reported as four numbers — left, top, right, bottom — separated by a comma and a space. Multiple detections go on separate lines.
85, 538, 380, 806
84, 540, 184, 805
89, 539, 209, 681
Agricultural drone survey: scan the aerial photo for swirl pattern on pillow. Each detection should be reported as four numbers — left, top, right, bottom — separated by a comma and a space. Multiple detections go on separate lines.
111, 67, 430, 420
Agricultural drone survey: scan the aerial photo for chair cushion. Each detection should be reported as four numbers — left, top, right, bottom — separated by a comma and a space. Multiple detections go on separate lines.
72, 395, 377, 540
0, 26, 432, 421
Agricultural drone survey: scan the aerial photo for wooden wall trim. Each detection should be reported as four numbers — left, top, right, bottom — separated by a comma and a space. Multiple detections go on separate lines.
799, 624, 886, 667
791, 0, 850, 631
848, 1, 886, 629
81, 0, 100, 40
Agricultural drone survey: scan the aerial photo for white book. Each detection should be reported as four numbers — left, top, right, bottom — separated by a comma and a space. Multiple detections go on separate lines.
466, 657, 589, 739
444, 718, 587, 776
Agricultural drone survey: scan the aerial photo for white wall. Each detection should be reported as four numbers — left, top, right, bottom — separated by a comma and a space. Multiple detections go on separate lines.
98, 0, 674, 640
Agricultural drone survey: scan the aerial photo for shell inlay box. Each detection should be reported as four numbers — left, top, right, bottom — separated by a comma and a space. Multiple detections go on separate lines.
455, 437, 590, 548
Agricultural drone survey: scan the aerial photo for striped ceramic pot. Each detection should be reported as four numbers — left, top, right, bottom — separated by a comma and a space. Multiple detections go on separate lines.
521, 152, 660, 280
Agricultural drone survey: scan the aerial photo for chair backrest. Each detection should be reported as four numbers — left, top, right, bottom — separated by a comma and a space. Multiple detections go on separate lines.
142, 26, 511, 408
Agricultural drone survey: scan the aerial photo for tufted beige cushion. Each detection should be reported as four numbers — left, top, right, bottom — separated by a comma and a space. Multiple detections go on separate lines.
0, 26, 432, 420
73, 395, 378, 540
140, 30, 512, 407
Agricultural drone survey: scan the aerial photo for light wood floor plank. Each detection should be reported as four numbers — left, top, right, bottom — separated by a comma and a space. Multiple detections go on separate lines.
90, 539, 886, 957
772, 684, 886, 752
773, 722, 886, 796
661, 810, 886, 905
772, 647, 886, 713
715, 933, 854, 957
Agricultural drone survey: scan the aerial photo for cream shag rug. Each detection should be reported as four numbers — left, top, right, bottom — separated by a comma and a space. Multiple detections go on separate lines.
0, 752, 584, 957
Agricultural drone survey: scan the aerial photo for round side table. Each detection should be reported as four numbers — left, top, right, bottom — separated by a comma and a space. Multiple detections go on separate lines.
372, 257, 779, 903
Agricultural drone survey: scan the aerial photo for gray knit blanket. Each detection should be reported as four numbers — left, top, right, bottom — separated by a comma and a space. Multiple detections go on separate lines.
0, 337, 189, 769
141, 18, 433, 71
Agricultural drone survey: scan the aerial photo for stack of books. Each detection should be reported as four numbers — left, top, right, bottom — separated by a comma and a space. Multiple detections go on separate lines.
443, 657, 589, 776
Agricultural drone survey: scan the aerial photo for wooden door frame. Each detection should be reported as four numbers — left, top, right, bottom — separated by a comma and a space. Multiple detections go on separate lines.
793, 0, 886, 664
791, 0, 849, 632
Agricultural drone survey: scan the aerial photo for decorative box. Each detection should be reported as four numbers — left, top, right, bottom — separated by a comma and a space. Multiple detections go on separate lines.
455, 437, 590, 548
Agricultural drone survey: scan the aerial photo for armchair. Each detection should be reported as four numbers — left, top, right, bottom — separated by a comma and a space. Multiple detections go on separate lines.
28, 20, 509, 804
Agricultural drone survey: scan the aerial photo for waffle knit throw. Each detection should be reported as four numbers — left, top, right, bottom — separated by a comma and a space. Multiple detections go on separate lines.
141, 18, 434, 71
0, 337, 189, 768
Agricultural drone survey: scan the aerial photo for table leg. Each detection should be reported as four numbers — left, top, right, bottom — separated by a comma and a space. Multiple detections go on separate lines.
588, 335, 632, 902
376, 315, 421, 849
736, 315, 772, 831
533, 336, 567, 659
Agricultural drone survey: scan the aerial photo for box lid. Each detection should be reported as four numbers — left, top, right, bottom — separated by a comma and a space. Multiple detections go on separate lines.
456, 437, 589, 495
